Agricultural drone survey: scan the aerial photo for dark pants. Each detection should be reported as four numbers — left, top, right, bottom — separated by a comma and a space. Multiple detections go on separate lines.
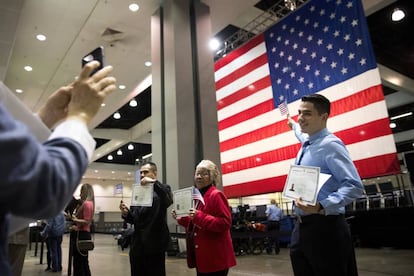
129, 251, 166, 276
49, 235, 63, 271
197, 269, 229, 276
290, 215, 358, 276
70, 231, 91, 276
266, 220, 280, 254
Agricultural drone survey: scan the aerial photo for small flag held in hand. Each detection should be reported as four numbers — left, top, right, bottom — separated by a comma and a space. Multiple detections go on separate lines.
192, 187, 205, 207
278, 100, 289, 116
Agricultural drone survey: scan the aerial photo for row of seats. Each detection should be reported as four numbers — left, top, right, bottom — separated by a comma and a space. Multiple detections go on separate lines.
347, 182, 414, 212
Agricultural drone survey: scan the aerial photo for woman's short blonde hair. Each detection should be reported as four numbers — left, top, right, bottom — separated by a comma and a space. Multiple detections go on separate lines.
196, 160, 221, 186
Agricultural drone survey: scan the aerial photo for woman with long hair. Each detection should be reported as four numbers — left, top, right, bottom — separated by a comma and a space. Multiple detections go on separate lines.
70, 183, 95, 276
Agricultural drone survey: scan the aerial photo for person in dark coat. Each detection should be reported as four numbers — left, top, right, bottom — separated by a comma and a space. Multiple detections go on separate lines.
119, 161, 173, 276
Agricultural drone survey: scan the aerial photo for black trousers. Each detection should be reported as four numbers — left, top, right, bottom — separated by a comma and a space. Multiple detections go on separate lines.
129, 251, 166, 276
70, 231, 91, 276
197, 269, 229, 276
290, 215, 358, 276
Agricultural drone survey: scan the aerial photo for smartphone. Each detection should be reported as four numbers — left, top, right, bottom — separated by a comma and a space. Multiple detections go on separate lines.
82, 46, 104, 76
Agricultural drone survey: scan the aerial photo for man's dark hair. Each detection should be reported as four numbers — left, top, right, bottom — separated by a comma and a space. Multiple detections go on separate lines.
301, 93, 331, 115
142, 161, 157, 172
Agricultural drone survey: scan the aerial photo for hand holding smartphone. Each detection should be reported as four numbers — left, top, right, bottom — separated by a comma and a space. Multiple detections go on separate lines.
82, 46, 104, 76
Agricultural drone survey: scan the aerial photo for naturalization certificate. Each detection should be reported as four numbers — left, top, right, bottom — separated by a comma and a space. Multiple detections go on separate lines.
173, 187, 194, 217
131, 183, 154, 206
282, 165, 331, 205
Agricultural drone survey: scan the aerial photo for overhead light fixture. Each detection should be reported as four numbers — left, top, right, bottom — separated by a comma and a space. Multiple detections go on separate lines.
129, 3, 139, 12
390, 112, 412, 120
107, 155, 113, 160
209, 38, 220, 51
129, 99, 138, 107
117, 149, 123, 155
389, 122, 396, 129
118, 85, 126, 90
24, 66, 33, 72
284, 0, 297, 11
113, 111, 121, 119
144, 61, 152, 67
36, 34, 46, 41
392, 8, 405, 22
128, 144, 134, 150
15, 89, 23, 94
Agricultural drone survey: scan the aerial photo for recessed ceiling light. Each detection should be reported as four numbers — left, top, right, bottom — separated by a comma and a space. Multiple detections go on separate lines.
36, 34, 46, 41
128, 144, 134, 150
107, 155, 113, 160
101, 103, 106, 107
119, 84, 126, 90
392, 8, 405, 22
24, 66, 33, 71
390, 122, 396, 128
129, 99, 138, 107
144, 61, 152, 67
129, 3, 139, 12
15, 89, 23, 93
113, 111, 121, 119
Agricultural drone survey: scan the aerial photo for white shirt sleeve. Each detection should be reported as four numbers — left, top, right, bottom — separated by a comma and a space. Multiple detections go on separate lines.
49, 118, 96, 161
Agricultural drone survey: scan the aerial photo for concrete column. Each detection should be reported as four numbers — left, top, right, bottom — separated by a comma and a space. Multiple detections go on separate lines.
151, 0, 221, 196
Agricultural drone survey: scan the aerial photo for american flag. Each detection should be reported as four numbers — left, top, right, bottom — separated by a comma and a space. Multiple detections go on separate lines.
214, 0, 400, 198
192, 187, 205, 207
278, 100, 289, 116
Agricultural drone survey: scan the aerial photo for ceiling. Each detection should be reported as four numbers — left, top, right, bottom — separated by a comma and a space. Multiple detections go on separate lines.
1, 0, 413, 183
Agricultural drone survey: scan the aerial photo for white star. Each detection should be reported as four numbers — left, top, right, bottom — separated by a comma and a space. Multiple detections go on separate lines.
293, 89, 299, 95
277, 79, 282, 84
344, 34, 351, 41
326, 44, 333, 50
324, 75, 331, 82
293, 43, 298, 50
285, 84, 290, 90
279, 51, 285, 57
347, 1, 353, 8
305, 65, 311, 71
323, 26, 329, 33
313, 22, 319, 29
330, 62, 337, 68
290, 72, 296, 78
304, 19, 310, 25
298, 31, 304, 37
352, 19, 358, 27
333, 30, 340, 37
311, 52, 317, 59
288, 55, 293, 62
299, 77, 304, 83
296, 60, 302, 66
337, 48, 344, 55
340, 16, 346, 23
348, 53, 355, 60
274, 63, 280, 69
307, 35, 313, 42
330, 13, 336, 20
290, 27, 295, 33
355, 39, 362, 46
272, 47, 277, 53
317, 39, 323, 46
301, 48, 308, 54
320, 57, 327, 63
315, 70, 320, 76
341, 67, 348, 74
308, 82, 314, 89
360, 58, 366, 65
320, 9, 325, 16
284, 40, 290, 46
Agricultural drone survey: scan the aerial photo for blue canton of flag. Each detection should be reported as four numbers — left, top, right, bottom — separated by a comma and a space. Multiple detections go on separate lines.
264, 0, 377, 106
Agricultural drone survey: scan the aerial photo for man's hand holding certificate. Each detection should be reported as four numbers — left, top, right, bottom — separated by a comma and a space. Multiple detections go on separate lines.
282, 165, 331, 205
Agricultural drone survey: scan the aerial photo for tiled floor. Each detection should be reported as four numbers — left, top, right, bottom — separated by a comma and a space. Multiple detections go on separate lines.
21, 234, 414, 276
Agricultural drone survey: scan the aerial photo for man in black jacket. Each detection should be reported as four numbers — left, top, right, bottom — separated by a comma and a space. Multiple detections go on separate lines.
120, 162, 173, 276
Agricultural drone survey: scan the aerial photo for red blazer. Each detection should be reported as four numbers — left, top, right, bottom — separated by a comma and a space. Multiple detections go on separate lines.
177, 185, 236, 273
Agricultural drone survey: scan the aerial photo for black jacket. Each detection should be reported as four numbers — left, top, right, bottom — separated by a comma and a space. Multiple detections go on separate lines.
122, 181, 173, 255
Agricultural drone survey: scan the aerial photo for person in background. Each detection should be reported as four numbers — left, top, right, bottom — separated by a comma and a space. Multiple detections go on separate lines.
7, 227, 29, 276
265, 199, 283, 255
119, 162, 173, 276
289, 94, 363, 276
171, 160, 236, 276
70, 183, 95, 276
0, 61, 116, 276
41, 212, 66, 272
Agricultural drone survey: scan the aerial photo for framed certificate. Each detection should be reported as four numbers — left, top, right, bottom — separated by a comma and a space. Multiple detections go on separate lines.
173, 187, 194, 217
282, 165, 320, 205
131, 183, 154, 207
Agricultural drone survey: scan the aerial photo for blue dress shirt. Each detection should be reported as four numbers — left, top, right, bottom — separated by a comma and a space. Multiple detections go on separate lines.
293, 126, 364, 216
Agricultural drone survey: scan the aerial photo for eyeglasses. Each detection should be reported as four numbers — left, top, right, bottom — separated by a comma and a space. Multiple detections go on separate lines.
195, 171, 209, 177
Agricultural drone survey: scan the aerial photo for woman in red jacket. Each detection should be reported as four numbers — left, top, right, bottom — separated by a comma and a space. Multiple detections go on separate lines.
172, 160, 236, 276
